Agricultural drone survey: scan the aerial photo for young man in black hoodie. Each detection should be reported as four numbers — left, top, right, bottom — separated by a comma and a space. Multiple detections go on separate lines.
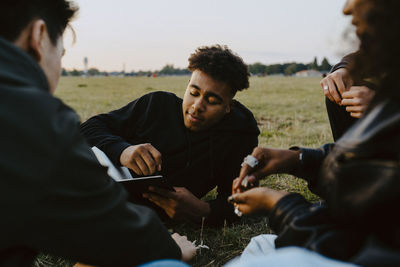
81, 45, 260, 225
0, 0, 196, 266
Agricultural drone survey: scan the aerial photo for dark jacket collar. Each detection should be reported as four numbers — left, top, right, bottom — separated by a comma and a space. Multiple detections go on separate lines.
0, 36, 49, 92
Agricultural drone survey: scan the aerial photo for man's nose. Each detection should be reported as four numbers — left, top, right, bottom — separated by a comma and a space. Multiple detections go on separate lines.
192, 98, 206, 112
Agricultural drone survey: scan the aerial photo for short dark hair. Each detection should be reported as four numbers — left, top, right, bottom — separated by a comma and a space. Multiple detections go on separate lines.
188, 45, 250, 95
0, 0, 78, 45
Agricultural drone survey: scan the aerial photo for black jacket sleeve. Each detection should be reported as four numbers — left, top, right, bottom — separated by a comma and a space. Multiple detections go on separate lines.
330, 53, 377, 90
330, 53, 354, 73
2, 95, 181, 267
268, 194, 364, 261
80, 96, 148, 166
291, 143, 335, 194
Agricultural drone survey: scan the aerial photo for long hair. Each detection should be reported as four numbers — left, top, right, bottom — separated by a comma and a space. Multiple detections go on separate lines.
349, 0, 400, 101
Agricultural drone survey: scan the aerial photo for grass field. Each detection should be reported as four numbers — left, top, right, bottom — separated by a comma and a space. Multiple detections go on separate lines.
36, 76, 333, 267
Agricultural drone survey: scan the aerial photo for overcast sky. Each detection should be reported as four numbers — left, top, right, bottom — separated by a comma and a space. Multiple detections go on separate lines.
62, 0, 356, 72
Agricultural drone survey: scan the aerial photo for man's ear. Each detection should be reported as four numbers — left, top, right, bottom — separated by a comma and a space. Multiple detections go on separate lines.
28, 20, 47, 62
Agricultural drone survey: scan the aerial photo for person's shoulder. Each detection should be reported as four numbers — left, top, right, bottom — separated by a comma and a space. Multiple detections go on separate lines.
132, 91, 180, 107
232, 100, 255, 119
142, 91, 180, 101
30, 88, 79, 137
4, 85, 79, 125
227, 100, 259, 132
1, 85, 82, 172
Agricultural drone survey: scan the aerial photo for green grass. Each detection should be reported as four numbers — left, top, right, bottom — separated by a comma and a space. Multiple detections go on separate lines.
35, 76, 332, 267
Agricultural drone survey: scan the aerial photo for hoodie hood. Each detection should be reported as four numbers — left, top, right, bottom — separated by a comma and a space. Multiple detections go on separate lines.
0, 36, 49, 93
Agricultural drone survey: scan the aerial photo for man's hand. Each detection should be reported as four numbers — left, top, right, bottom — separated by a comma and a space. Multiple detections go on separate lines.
143, 187, 210, 221
120, 143, 162, 176
233, 147, 300, 193
171, 233, 197, 262
228, 187, 288, 215
320, 68, 353, 105
341, 86, 375, 118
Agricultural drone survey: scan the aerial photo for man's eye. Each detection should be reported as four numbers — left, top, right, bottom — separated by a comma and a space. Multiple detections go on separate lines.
190, 90, 199, 96
207, 97, 221, 105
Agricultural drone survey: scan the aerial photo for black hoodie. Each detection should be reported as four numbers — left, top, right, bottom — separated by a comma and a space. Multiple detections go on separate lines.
80, 91, 260, 225
0, 37, 181, 266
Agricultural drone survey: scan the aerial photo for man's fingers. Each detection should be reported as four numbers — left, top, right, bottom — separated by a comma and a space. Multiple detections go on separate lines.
135, 156, 150, 176
327, 78, 342, 104
148, 186, 176, 199
128, 161, 143, 176
233, 160, 254, 192
143, 192, 169, 207
235, 164, 253, 190
146, 144, 163, 171
140, 149, 157, 175
232, 178, 241, 192
144, 193, 161, 206
333, 75, 346, 95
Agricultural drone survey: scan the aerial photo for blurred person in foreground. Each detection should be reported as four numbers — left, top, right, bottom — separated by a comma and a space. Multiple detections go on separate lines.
227, 0, 400, 266
0, 0, 196, 266
80, 45, 259, 226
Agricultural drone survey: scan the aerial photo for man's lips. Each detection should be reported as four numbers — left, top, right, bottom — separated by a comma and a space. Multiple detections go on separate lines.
187, 113, 204, 123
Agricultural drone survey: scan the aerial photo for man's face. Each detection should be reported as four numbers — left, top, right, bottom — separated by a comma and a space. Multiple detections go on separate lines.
182, 70, 233, 132
39, 33, 65, 94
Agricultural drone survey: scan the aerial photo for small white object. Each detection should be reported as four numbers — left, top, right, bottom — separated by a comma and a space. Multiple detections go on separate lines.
192, 240, 210, 250
241, 155, 259, 168
234, 206, 243, 217
323, 85, 329, 91
241, 176, 249, 188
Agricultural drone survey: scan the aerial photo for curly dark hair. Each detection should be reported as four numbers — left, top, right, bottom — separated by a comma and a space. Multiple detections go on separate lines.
349, 0, 400, 101
188, 45, 250, 95
0, 0, 78, 45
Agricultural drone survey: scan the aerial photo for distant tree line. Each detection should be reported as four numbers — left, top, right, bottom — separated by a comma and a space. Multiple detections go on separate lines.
249, 57, 332, 76
62, 64, 190, 77
158, 64, 191, 75
62, 57, 332, 77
